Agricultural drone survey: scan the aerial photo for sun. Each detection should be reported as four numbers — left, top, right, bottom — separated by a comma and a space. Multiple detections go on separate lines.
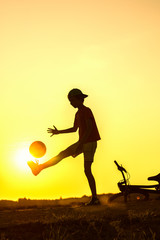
15, 147, 34, 172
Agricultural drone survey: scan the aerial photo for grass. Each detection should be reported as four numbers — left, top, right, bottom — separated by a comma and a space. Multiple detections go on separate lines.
0, 196, 160, 240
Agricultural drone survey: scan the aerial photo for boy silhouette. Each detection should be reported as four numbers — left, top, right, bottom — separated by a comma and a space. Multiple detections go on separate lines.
28, 88, 101, 205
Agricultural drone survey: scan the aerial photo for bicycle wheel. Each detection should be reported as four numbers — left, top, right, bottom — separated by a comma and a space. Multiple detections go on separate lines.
108, 191, 149, 203
126, 190, 149, 202
108, 192, 124, 203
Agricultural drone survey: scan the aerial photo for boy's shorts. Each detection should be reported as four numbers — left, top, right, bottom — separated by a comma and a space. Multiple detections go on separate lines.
62, 141, 97, 162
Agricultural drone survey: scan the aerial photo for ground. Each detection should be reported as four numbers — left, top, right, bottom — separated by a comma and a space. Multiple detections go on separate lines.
0, 194, 160, 240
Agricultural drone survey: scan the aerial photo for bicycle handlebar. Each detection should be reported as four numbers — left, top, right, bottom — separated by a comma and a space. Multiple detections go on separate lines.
114, 160, 127, 173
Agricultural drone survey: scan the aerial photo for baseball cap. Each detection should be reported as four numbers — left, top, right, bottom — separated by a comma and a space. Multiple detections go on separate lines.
68, 88, 88, 100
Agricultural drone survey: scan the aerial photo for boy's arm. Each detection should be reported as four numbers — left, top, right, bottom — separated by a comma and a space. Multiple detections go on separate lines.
47, 125, 77, 137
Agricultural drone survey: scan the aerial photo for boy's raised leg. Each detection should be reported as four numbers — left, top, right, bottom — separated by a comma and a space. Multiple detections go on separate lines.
28, 149, 70, 176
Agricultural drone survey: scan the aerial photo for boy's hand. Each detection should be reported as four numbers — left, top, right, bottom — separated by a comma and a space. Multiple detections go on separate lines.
47, 125, 59, 137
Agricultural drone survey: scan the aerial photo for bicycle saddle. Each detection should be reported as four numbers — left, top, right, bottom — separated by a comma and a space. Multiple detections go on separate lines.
148, 173, 160, 183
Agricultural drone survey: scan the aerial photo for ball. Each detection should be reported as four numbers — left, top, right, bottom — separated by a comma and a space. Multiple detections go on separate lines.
29, 141, 46, 158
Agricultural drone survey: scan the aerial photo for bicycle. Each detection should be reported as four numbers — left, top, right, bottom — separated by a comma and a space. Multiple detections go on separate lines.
109, 160, 160, 202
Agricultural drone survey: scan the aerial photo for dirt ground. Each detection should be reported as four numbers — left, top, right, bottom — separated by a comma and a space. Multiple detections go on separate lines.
1, 195, 160, 240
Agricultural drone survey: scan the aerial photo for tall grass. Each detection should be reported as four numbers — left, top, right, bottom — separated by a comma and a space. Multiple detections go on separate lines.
0, 202, 159, 240
111, 209, 157, 240
43, 224, 69, 240
0, 233, 8, 240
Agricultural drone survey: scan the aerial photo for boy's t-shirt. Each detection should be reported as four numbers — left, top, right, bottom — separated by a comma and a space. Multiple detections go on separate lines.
74, 105, 101, 143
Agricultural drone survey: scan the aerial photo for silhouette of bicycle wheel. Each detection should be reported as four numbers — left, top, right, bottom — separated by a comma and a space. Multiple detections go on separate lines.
109, 191, 149, 203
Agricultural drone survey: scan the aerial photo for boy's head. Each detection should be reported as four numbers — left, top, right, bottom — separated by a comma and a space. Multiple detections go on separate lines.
68, 88, 88, 108
68, 89, 88, 101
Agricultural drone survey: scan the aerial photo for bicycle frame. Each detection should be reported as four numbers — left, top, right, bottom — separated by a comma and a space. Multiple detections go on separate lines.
110, 160, 160, 202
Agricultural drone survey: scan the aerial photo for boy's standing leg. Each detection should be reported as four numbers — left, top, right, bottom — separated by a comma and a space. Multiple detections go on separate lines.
84, 161, 97, 197
83, 142, 100, 205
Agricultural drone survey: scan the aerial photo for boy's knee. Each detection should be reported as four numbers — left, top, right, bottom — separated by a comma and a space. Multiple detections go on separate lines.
58, 150, 69, 159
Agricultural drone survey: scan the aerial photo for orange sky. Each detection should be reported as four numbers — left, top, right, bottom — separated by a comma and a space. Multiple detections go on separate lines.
1, 0, 160, 200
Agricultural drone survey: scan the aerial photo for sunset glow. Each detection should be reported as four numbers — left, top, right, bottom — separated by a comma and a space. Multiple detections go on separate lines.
15, 147, 33, 172
1, 0, 160, 200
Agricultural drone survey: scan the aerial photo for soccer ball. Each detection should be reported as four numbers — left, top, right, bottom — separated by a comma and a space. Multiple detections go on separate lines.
29, 141, 46, 158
